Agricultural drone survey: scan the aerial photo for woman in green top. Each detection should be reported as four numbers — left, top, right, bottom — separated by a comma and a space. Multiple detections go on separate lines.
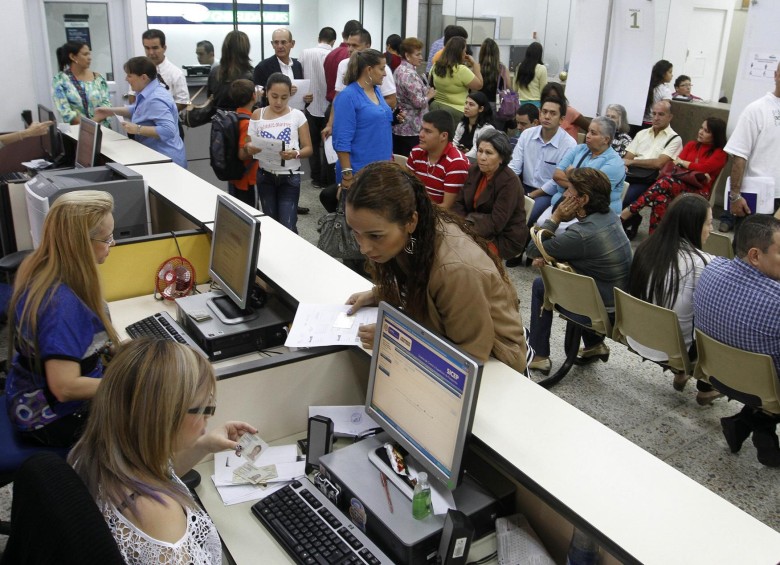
514, 42, 548, 107
52, 41, 111, 127
428, 37, 483, 124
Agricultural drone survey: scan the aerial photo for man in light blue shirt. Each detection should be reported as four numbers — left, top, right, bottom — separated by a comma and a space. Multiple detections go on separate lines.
508, 97, 576, 225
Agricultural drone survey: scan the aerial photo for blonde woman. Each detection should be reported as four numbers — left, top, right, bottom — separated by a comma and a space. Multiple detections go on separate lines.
5, 191, 118, 447
70, 339, 256, 564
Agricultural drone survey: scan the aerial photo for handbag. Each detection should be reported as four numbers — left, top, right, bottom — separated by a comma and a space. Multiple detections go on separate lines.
496, 71, 519, 121
317, 194, 364, 260
625, 134, 680, 184
529, 226, 576, 274
179, 86, 215, 128
658, 161, 707, 190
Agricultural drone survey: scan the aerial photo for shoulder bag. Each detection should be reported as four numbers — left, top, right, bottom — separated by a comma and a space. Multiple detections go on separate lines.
625, 134, 680, 184
317, 194, 364, 260
179, 85, 215, 128
658, 160, 707, 190
530, 226, 576, 274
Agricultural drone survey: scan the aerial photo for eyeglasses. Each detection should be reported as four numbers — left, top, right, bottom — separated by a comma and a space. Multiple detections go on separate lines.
679, 82, 692, 88
187, 405, 216, 416
91, 234, 115, 245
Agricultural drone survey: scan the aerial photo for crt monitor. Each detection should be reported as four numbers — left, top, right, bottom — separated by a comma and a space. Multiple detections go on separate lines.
365, 302, 483, 491
207, 194, 262, 324
75, 117, 102, 168
37, 104, 62, 162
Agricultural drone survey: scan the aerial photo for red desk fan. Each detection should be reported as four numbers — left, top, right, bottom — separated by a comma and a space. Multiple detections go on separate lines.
154, 257, 196, 300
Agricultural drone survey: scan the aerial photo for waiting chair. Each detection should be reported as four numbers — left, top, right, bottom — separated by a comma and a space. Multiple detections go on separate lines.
693, 329, 780, 415
612, 288, 693, 376
702, 232, 734, 259
524, 195, 534, 220
537, 265, 612, 388
392, 154, 408, 167
1, 452, 125, 564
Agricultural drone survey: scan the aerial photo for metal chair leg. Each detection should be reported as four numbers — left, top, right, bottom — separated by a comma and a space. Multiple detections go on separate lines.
538, 321, 583, 389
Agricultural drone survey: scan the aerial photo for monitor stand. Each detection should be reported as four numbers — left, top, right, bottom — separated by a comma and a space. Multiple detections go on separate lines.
207, 293, 258, 325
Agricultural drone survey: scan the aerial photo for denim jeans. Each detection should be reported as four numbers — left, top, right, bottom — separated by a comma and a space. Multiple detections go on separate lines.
228, 182, 256, 208
528, 194, 552, 227
257, 171, 301, 233
529, 276, 607, 358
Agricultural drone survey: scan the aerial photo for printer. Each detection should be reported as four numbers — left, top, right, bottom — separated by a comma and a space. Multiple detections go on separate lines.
25, 162, 149, 247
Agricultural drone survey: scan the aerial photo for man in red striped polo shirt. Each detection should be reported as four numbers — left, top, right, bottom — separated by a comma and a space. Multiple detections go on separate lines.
407, 110, 470, 209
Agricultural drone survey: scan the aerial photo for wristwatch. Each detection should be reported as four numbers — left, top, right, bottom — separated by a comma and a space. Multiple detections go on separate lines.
728, 192, 743, 203
136, 124, 142, 135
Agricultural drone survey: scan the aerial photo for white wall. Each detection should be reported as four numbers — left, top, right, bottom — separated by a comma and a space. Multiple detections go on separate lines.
0, 1, 38, 131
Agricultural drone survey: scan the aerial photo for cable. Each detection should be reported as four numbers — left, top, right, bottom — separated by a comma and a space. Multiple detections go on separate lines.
466, 550, 497, 565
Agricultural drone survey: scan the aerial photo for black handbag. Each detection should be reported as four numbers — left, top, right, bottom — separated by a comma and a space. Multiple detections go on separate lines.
180, 96, 215, 128
625, 134, 680, 185
317, 194, 364, 260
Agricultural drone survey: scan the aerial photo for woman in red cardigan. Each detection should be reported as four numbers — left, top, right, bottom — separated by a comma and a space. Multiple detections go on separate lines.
620, 117, 727, 233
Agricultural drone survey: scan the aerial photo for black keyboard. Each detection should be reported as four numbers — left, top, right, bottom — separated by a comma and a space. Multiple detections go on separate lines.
0, 171, 30, 183
252, 479, 393, 565
125, 311, 207, 357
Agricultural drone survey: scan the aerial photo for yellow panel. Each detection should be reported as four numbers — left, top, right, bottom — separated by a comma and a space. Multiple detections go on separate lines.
98, 233, 212, 301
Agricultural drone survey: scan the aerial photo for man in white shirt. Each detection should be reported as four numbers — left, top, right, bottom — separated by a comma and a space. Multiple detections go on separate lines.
508, 97, 577, 226
724, 62, 780, 227
142, 29, 189, 111
301, 27, 336, 187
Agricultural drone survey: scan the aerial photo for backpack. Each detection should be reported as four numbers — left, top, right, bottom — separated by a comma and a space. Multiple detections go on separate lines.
497, 88, 520, 121
210, 109, 250, 181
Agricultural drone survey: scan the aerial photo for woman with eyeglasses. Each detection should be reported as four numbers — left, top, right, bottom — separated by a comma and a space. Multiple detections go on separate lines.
70, 338, 257, 564
5, 191, 118, 447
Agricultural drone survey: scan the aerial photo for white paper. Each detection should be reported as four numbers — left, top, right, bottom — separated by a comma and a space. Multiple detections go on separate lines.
309, 405, 380, 437
726, 176, 776, 214
289, 79, 311, 110
251, 136, 285, 170
285, 304, 379, 348
324, 136, 338, 164
212, 475, 287, 505
214, 445, 299, 486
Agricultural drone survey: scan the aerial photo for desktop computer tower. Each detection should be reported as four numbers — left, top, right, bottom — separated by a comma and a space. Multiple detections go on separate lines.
317, 434, 514, 565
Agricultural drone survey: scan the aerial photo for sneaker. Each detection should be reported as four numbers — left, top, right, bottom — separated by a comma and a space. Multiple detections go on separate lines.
718, 221, 732, 233
695, 389, 725, 406
528, 357, 552, 376
575, 342, 610, 364
720, 414, 752, 453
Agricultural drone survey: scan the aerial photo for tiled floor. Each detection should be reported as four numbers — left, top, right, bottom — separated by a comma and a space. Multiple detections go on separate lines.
1, 181, 777, 558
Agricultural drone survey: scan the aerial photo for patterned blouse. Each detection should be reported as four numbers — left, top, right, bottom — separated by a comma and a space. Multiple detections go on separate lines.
52, 70, 111, 125
393, 60, 429, 137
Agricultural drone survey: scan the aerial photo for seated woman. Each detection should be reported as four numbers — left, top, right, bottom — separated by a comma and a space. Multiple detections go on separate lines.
672, 75, 702, 101
604, 104, 632, 157
620, 117, 727, 233
5, 191, 118, 447
628, 194, 720, 405
94, 56, 187, 168
70, 339, 256, 564
526, 168, 632, 375
451, 130, 528, 259
452, 91, 495, 158
344, 162, 530, 373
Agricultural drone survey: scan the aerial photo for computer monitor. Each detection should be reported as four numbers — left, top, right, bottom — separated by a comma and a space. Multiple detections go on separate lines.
207, 194, 262, 324
365, 302, 483, 491
37, 104, 62, 163
75, 117, 102, 168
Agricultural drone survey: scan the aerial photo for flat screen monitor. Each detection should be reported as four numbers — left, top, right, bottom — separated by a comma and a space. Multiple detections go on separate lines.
365, 302, 483, 491
207, 194, 262, 324
75, 117, 102, 168
37, 104, 62, 162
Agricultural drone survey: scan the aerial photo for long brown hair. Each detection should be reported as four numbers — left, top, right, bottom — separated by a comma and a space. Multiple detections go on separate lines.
433, 37, 466, 79
346, 162, 509, 321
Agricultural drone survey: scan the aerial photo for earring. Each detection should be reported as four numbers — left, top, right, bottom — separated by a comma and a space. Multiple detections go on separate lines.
404, 235, 417, 255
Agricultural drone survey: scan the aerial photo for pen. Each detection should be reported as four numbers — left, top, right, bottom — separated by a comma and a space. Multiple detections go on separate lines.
380, 471, 393, 513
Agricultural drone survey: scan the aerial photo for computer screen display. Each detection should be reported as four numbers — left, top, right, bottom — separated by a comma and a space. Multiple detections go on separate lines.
208, 194, 261, 315
75, 117, 102, 168
37, 104, 61, 161
365, 303, 483, 490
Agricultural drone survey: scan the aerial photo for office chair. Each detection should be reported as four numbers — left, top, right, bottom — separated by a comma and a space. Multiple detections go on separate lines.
537, 265, 612, 388
1, 452, 125, 564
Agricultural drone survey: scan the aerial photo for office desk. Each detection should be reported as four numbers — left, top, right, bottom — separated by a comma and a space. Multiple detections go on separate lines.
63, 123, 172, 166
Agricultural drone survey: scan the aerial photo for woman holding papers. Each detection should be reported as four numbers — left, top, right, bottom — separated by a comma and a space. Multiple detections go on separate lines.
70, 338, 256, 565
344, 162, 529, 373
246, 72, 312, 233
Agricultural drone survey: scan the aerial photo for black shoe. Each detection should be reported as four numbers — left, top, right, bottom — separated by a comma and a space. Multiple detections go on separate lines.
751, 427, 780, 467
505, 255, 524, 268
720, 414, 752, 453
297, 206, 310, 215
311, 180, 326, 189
622, 214, 641, 241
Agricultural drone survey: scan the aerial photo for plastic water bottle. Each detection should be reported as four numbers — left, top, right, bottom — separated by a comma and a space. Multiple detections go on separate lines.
412, 472, 432, 519
566, 527, 599, 565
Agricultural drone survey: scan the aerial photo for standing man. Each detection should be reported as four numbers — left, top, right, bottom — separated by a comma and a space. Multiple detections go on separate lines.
723, 62, 780, 229
508, 96, 577, 226
142, 29, 189, 111
620, 100, 682, 238
253, 28, 304, 92
195, 40, 214, 66
324, 20, 363, 104
693, 215, 780, 467
301, 27, 336, 188
406, 110, 469, 209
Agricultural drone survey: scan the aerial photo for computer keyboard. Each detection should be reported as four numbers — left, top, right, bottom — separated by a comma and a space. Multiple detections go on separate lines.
125, 311, 206, 357
252, 479, 393, 565
0, 171, 30, 183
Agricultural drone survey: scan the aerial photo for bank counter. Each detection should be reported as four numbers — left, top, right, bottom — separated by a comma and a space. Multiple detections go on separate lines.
7, 131, 779, 564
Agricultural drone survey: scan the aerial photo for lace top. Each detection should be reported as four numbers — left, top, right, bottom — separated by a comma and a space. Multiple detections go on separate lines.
100, 475, 221, 564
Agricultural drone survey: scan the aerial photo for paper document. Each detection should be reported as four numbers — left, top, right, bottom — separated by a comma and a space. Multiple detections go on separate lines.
309, 405, 380, 437
289, 79, 311, 110
324, 136, 338, 164
214, 445, 298, 486
211, 475, 286, 506
251, 136, 285, 170
285, 304, 379, 347
726, 176, 776, 214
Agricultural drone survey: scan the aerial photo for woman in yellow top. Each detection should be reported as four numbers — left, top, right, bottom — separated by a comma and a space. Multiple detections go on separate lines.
428, 37, 483, 124
514, 42, 548, 107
